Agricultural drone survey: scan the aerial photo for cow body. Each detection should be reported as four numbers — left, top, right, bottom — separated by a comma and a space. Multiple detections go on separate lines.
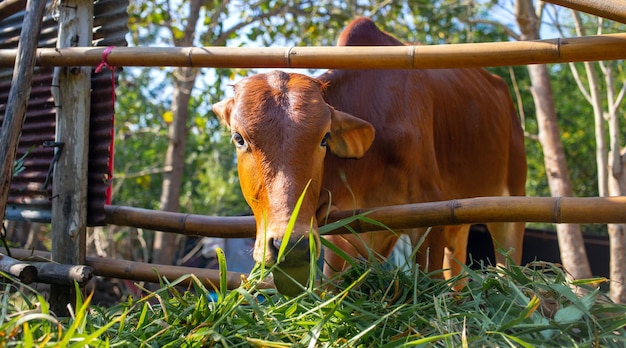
213, 18, 526, 295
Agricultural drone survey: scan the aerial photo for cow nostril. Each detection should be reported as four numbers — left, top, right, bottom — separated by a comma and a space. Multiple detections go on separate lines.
269, 237, 311, 264
270, 238, 282, 258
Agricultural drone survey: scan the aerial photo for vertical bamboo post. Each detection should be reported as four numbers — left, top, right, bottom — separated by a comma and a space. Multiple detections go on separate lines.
50, 0, 93, 315
0, 0, 46, 228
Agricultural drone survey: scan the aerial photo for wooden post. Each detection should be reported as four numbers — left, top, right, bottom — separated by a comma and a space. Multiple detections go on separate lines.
50, 0, 93, 315
0, 0, 46, 229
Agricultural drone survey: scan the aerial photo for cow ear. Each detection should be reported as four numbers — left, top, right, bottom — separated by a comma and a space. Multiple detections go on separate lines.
327, 107, 375, 159
212, 98, 234, 126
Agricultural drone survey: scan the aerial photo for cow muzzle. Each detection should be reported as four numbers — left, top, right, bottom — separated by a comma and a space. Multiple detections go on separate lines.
271, 235, 311, 296
257, 228, 320, 297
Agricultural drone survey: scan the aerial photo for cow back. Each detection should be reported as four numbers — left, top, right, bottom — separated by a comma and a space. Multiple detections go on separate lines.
318, 17, 526, 211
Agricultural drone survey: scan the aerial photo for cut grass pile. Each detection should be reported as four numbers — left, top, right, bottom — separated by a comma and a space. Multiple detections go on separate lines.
1, 253, 625, 347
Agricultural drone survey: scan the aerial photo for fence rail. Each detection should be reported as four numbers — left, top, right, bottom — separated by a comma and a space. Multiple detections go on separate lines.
0, 34, 626, 70
545, 0, 626, 24
104, 196, 626, 238
9, 248, 257, 290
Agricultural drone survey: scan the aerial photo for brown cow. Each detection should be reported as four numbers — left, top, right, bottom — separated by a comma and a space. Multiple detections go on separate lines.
213, 17, 527, 296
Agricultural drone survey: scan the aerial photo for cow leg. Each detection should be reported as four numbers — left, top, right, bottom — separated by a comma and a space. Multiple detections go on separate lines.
440, 225, 471, 281
410, 227, 444, 276
412, 225, 470, 289
486, 221, 525, 267
413, 225, 470, 278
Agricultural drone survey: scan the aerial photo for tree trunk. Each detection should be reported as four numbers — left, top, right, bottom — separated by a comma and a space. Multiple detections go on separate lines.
608, 162, 626, 302
605, 66, 626, 303
515, 0, 592, 280
569, 12, 626, 303
152, 66, 197, 265
570, 11, 608, 197
151, 0, 203, 266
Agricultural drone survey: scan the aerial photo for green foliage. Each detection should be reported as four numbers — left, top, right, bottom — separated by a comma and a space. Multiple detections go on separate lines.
1, 254, 625, 347
12, 150, 29, 177
112, 71, 170, 210
248, 1, 491, 47
551, 66, 599, 198
0, 274, 124, 347
112, 64, 248, 215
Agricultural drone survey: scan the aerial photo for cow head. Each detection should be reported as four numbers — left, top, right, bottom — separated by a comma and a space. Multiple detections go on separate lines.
212, 71, 374, 296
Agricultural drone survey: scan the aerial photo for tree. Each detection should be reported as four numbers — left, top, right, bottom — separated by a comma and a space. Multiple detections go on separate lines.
152, 2, 198, 264
126, 0, 270, 265
559, 11, 626, 303
514, 0, 592, 280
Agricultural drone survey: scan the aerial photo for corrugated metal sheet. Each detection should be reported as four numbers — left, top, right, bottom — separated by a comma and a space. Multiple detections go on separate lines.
0, 4, 58, 209
88, 0, 129, 225
0, 0, 129, 225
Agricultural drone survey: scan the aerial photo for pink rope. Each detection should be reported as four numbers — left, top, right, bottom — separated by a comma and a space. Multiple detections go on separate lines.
96, 46, 116, 205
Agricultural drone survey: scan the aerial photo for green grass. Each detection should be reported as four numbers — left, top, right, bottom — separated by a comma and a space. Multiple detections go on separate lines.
1, 251, 625, 347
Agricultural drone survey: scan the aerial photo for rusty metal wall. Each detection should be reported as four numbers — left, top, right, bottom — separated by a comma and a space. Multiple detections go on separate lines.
88, 0, 129, 225
0, 0, 129, 225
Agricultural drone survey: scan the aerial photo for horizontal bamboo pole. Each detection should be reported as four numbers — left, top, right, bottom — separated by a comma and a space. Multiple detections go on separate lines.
2, 252, 92, 286
544, 0, 626, 25
0, 253, 37, 284
83, 255, 247, 290
30, 262, 93, 287
11, 195, 626, 290
9, 248, 265, 290
104, 205, 256, 238
104, 196, 626, 238
0, 34, 625, 69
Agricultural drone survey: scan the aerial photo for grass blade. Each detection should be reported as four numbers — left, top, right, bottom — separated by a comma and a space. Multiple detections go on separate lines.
277, 180, 311, 263
216, 247, 228, 300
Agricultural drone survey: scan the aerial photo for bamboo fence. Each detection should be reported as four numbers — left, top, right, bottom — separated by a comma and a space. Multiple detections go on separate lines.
0, 33, 624, 70
9, 248, 268, 290
104, 196, 626, 239
10, 196, 626, 290
92, 195, 626, 289
0, 252, 93, 286
3, 0, 626, 291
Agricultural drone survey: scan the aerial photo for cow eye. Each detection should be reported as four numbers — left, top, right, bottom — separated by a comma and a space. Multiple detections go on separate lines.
232, 132, 246, 148
321, 132, 331, 147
